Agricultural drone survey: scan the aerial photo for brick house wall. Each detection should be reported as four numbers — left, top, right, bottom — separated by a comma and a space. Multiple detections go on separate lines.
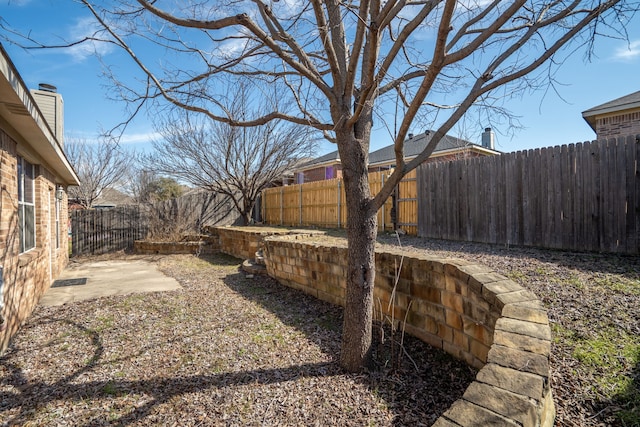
595, 110, 640, 139
0, 126, 72, 353
299, 164, 343, 183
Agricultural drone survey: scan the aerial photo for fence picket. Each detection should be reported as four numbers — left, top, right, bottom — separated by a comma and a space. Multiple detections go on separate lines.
261, 137, 640, 254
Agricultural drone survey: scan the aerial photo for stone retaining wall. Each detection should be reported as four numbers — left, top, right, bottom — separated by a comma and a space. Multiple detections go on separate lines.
204, 226, 321, 260
149, 226, 555, 425
262, 234, 555, 427
134, 236, 220, 255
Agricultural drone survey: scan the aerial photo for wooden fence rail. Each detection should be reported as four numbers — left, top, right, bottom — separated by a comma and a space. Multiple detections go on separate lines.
417, 135, 640, 254
262, 170, 418, 234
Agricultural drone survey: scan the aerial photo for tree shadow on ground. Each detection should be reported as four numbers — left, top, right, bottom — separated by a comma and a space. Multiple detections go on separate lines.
217, 261, 476, 426
600, 357, 640, 425
0, 328, 337, 427
0, 253, 474, 426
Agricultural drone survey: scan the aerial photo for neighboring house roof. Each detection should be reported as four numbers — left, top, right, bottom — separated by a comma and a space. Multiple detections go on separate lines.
298, 150, 341, 170
296, 131, 500, 171
92, 188, 134, 207
582, 90, 640, 131
368, 131, 488, 166
0, 44, 79, 185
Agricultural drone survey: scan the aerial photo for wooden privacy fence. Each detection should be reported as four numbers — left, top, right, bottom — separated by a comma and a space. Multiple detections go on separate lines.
71, 206, 148, 256
418, 135, 640, 254
261, 170, 418, 234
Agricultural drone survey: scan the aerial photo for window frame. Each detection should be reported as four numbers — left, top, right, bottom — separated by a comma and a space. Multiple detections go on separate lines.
17, 156, 36, 254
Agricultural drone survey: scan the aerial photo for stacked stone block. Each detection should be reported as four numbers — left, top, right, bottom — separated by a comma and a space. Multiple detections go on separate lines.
134, 239, 219, 255
203, 226, 294, 260
262, 234, 554, 427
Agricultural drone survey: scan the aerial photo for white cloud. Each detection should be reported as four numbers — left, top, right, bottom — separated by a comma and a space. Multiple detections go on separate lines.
613, 40, 640, 61
65, 16, 114, 62
66, 130, 160, 146
119, 131, 161, 145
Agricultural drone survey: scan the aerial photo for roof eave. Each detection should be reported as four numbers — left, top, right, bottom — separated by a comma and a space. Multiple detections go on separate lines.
582, 101, 640, 133
0, 44, 80, 186
367, 145, 500, 167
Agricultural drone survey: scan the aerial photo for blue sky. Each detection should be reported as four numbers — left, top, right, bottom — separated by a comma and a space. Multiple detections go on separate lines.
2, 1, 640, 156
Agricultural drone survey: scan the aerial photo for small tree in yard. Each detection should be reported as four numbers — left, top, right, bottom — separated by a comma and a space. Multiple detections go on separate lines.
10, 0, 637, 371
66, 137, 133, 209
148, 88, 316, 225
130, 169, 183, 204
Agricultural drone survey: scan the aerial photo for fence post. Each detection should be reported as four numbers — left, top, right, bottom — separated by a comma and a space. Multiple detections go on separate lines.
280, 187, 284, 226
381, 173, 386, 231
337, 180, 341, 229
299, 185, 303, 226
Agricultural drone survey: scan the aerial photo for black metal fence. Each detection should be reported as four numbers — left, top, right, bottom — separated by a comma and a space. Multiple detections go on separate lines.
71, 206, 147, 256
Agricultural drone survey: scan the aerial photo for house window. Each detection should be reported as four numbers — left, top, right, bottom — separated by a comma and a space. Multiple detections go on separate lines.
325, 166, 334, 180
17, 157, 36, 253
55, 194, 60, 249
296, 172, 305, 184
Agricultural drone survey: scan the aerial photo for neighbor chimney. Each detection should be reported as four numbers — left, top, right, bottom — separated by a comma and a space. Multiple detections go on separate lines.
481, 127, 494, 150
30, 83, 64, 146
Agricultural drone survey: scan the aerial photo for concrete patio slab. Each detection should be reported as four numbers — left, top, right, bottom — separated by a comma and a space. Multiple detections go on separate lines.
40, 259, 181, 306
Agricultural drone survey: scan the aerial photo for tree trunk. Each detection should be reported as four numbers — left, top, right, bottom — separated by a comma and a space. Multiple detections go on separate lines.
337, 128, 378, 372
240, 211, 251, 225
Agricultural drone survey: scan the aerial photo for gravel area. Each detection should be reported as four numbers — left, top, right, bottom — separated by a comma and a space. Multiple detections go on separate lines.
1, 252, 475, 427
2, 233, 638, 426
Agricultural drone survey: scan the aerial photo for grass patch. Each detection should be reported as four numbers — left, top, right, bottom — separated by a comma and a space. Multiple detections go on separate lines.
93, 315, 115, 332
593, 274, 640, 295
506, 270, 527, 282
102, 381, 122, 397
571, 328, 640, 425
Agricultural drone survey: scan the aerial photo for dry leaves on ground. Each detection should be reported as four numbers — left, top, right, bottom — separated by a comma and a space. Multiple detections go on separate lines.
1, 252, 474, 427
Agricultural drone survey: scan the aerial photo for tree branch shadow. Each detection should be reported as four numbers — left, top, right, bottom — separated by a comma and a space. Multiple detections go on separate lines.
0, 313, 338, 427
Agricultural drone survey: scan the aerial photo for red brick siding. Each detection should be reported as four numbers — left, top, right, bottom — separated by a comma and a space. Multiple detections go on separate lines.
0, 127, 71, 354
301, 164, 343, 183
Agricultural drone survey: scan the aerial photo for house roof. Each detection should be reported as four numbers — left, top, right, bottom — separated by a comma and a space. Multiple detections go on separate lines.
297, 131, 499, 171
0, 43, 79, 185
368, 131, 481, 166
92, 188, 134, 207
582, 90, 640, 131
296, 149, 341, 169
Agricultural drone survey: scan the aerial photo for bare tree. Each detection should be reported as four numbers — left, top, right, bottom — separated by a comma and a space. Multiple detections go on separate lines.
10, 0, 637, 371
129, 168, 183, 204
127, 168, 157, 205
148, 86, 316, 225
66, 137, 133, 209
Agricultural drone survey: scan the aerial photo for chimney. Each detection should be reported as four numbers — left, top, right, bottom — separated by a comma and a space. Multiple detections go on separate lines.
481, 127, 494, 150
408, 133, 414, 140
30, 83, 64, 146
